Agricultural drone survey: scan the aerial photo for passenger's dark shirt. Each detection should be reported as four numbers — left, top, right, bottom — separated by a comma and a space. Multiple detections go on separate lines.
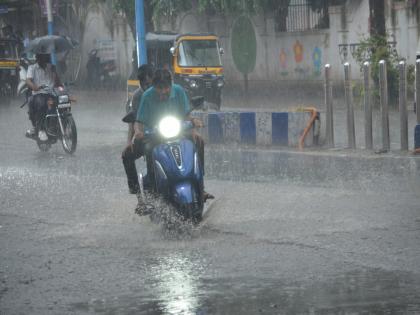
131, 87, 144, 114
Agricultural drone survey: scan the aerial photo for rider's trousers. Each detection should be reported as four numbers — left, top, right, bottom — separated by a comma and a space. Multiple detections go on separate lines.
28, 94, 49, 128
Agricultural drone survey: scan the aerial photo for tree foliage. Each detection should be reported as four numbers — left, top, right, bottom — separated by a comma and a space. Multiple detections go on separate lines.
111, 0, 345, 33
110, 0, 153, 35
353, 35, 414, 107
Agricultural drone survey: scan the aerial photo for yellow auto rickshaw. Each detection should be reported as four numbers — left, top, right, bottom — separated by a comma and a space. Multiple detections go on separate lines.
0, 39, 20, 97
126, 32, 224, 111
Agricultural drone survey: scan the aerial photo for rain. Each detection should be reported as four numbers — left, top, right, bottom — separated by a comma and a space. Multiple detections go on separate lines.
1, 1, 420, 314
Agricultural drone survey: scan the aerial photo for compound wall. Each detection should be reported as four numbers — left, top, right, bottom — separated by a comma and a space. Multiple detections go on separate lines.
192, 111, 317, 147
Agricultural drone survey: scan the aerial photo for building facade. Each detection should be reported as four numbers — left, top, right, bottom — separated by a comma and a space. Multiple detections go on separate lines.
157, 0, 420, 86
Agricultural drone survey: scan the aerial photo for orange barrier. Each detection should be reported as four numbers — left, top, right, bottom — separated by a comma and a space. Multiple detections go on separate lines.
298, 107, 318, 151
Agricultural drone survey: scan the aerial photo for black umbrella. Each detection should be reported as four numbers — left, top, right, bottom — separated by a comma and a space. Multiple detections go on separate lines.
25, 35, 78, 54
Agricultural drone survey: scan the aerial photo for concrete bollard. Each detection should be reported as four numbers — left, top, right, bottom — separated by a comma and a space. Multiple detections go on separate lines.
399, 61, 408, 151
415, 60, 420, 149
325, 64, 334, 148
363, 62, 373, 150
416, 60, 420, 124
344, 62, 356, 149
379, 60, 390, 152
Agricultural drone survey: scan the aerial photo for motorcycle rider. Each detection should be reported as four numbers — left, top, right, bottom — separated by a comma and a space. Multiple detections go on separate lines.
122, 69, 213, 210
25, 53, 61, 140
86, 49, 100, 88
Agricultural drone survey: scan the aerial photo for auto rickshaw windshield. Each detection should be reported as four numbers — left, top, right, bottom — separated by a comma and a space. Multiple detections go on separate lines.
178, 40, 221, 67
0, 41, 17, 59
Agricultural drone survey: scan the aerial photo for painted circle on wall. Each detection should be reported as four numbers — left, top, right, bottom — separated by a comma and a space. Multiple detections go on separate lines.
231, 16, 257, 75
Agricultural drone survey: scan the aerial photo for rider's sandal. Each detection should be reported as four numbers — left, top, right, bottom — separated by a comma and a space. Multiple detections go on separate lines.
203, 192, 215, 202
135, 203, 152, 216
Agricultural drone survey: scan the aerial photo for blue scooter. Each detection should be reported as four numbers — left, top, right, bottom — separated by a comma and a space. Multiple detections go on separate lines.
138, 97, 206, 224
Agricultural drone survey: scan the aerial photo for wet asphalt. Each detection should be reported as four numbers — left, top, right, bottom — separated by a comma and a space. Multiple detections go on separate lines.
0, 91, 420, 314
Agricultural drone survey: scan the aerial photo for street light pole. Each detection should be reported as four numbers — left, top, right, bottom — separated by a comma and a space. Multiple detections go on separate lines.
135, 0, 147, 66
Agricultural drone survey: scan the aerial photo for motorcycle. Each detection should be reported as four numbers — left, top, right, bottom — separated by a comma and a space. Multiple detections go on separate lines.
86, 49, 116, 89
137, 97, 206, 224
22, 85, 77, 154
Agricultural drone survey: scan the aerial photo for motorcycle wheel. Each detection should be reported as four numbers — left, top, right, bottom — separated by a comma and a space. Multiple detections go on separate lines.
61, 116, 77, 154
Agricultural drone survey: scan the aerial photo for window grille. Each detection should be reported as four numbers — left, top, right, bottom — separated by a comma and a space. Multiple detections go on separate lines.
275, 0, 330, 32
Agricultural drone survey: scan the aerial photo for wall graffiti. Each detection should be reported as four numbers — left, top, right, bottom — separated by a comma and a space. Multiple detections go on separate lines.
312, 46, 322, 76
278, 40, 322, 79
279, 48, 288, 76
293, 40, 303, 63
293, 40, 304, 76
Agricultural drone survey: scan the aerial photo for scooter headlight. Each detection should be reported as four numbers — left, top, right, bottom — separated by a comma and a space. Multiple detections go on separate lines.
58, 95, 69, 104
158, 116, 181, 139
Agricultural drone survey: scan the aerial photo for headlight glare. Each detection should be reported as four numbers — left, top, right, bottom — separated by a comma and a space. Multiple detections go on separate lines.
58, 95, 69, 104
189, 80, 198, 89
158, 116, 181, 139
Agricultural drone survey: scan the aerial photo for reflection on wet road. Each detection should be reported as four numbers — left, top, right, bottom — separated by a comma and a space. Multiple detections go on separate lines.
0, 92, 420, 314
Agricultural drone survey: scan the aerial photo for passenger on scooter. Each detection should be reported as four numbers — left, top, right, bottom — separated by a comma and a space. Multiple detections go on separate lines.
25, 53, 61, 140
122, 64, 154, 143
121, 64, 154, 194
122, 69, 213, 202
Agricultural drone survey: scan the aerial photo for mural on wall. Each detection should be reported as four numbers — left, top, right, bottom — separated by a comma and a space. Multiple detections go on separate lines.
293, 40, 303, 63
312, 46, 322, 76
293, 40, 307, 76
279, 48, 288, 76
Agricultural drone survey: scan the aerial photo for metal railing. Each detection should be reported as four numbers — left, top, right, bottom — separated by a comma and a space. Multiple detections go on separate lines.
276, 0, 329, 32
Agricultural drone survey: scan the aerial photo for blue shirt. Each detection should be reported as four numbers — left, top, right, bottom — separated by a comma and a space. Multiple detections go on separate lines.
136, 84, 191, 128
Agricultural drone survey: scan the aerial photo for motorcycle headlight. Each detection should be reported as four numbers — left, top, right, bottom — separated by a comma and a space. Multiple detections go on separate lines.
58, 95, 69, 104
217, 79, 224, 88
189, 79, 198, 89
158, 116, 181, 139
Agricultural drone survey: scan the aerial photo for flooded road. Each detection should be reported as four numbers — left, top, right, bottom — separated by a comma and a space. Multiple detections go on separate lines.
1, 92, 420, 314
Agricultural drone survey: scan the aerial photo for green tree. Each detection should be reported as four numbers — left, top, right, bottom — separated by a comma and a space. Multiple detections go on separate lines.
108, 0, 154, 37
353, 35, 413, 107
231, 15, 257, 93
112, 0, 341, 35
352, 1, 402, 107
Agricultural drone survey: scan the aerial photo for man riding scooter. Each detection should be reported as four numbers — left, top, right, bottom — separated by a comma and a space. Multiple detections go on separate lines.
25, 53, 61, 141
122, 69, 213, 215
